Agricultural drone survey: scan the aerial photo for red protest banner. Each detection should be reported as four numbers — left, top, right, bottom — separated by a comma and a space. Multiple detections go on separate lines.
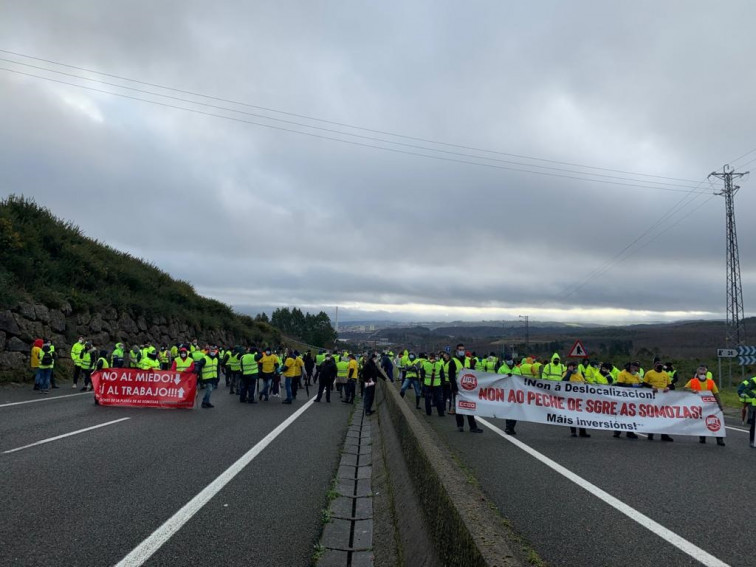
91, 368, 197, 409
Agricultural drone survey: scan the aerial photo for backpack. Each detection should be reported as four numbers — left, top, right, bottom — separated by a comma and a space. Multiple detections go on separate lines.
41, 347, 53, 366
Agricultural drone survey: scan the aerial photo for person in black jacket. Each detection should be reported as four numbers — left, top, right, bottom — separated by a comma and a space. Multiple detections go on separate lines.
362, 353, 382, 415
315, 354, 337, 402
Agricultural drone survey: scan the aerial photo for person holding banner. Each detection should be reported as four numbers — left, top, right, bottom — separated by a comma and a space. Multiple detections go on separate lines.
613, 362, 642, 439
171, 348, 195, 374
563, 362, 591, 438
643, 360, 674, 442
684, 367, 726, 446
541, 353, 566, 381
496, 354, 519, 435
448, 344, 484, 433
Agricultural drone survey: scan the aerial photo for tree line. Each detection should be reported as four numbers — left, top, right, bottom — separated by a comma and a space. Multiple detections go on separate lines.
256, 308, 337, 348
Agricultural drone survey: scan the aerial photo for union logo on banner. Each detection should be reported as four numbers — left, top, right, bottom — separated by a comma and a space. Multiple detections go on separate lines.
460, 373, 478, 391
705, 415, 722, 432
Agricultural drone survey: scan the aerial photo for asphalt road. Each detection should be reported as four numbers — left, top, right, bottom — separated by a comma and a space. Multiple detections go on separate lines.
0, 382, 351, 567
423, 405, 753, 567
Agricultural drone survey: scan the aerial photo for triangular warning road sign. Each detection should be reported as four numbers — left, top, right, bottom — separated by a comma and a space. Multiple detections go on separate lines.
568, 340, 588, 358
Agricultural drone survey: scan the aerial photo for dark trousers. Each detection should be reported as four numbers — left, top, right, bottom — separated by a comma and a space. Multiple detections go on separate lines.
72, 365, 82, 385
505, 419, 517, 432
363, 385, 376, 413
239, 374, 257, 402
82, 369, 92, 388
456, 414, 478, 430
316, 376, 334, 402
344, 380, 356, 403
424, 385, 444, 416
291, 375, 300, 399
228, 370, 240, 393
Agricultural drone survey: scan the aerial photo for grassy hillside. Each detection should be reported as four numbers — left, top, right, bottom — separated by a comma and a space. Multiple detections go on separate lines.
0, 194, 279, 345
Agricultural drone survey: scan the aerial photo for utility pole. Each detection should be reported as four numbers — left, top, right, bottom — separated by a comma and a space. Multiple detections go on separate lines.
709, 165, 748, 349
519, 315, 529, 348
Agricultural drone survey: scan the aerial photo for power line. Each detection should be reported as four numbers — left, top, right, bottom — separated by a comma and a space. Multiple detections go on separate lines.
0, 65, 713, 195
0, 47, 701, 184
560, 175, 716, 299
0, 57, 706, 191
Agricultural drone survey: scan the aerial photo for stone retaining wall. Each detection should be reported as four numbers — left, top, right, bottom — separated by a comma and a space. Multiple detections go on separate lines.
0, 301, 251, 381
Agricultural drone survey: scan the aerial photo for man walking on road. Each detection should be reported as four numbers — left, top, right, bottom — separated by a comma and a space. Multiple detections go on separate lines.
315, 353, 337, 402
448, 343, 483, 433
70, 336, 85, 388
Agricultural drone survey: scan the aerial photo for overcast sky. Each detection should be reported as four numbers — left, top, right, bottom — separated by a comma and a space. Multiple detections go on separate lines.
2, 1, 755, 325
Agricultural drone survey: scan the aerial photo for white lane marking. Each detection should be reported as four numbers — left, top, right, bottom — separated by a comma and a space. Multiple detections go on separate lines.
725, 426, 749, 433
115, 398, 315, 567
478, 418, 730, 567
0, 392, 91, 408
2, 417, 131, 454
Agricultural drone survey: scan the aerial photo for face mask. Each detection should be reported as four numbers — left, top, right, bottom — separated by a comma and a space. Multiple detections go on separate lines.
698, 373, 707, 379
180, 353, 187, 359
265, 350, 271, 355
457, 350, 465, 357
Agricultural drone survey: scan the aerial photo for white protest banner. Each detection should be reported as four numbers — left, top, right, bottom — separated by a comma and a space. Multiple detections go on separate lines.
455, 371, 725, 437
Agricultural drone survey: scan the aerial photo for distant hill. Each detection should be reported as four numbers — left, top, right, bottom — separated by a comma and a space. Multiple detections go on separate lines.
0, 195, 280, 381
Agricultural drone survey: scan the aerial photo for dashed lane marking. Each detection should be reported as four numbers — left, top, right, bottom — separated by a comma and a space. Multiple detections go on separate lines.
2, 417, 131, 454
0, 392, 91, 408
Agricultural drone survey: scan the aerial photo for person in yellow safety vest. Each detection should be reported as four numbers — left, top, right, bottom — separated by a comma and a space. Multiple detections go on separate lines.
613, 361, 643, 439
170, 344, 179, 359
79, 342, 97, 392
610, 363, 620, 381
197, 346, 220, 408
257, 347, 280, 401
70, 336, 86, 388
128, 345, 142, 369
400, 353, 422, 409
314, 349, 326, 382
518, 357, 531, 377
685, 365, 726, 446
579, 359, 592, 381
281, 350, 304, 404
482, 352, 497, 373
562, 361, 591, 438
190, 339, 199, 353
531, 357, 543, 378
496, 355, 520, 434
342, 354, 359, 404
594, 362, 615, 385
737, 376, 756, 447
226, 347, 243, 395
171, 348, 196, 373
421, 352, 445, 416
642, 360, 674, 442
541, 353, 566, 381
31, 338, 43, 390
398, 349, 410, 381
158, 346, 171, 371
139, 349, 160, 371
239, 347, 259, 404
111, 342, 125, 368
37, 341, 55, 394
335, 356, 349, 399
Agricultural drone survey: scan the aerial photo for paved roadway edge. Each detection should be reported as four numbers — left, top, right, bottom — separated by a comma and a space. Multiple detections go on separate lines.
377, 381, 525, 567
